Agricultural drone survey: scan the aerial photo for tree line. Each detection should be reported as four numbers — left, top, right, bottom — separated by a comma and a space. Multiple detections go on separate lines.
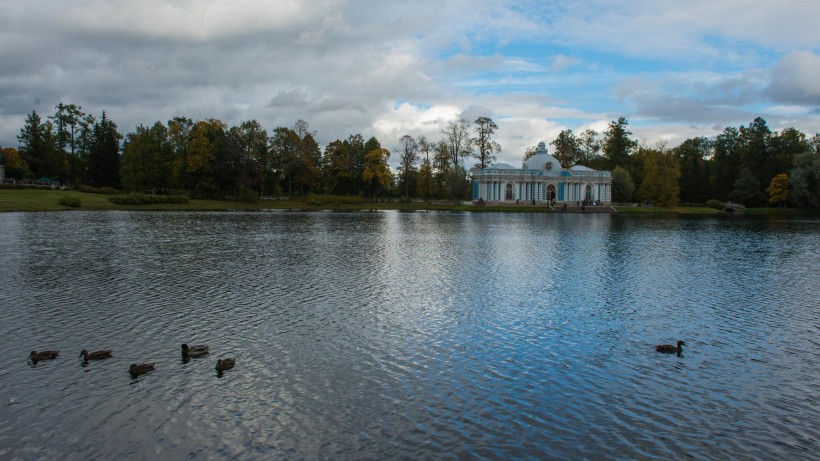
3, 103, 819, 207
540, 117, 820, 207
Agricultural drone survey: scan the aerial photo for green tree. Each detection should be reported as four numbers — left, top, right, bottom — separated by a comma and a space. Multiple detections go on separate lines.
49, 103, 85, 183
635, 147, 680, 207
675, 137, 711, 203
87, 112, 123, 188
729, 167, 766, 206
432, 141, 451, 197
121, 122, 173, 193
611, 166, 634, 203
578, 129, 600, 165
550, 129, 581, 167
17, 111, 59, 180
710, 127, 741, 201
790, 152, 820, 207
472, 116, 500, 169
767, 173, 789, 207
322, 139, 356, 195
602, 117, 636, 170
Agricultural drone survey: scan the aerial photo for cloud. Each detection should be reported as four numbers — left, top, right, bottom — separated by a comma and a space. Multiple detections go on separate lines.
765, 50, 820, 106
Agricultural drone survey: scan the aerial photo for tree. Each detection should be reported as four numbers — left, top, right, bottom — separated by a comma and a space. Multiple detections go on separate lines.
790, 152, 820, 207
710, 127, 741, 201
550, 129, 581, 167
270, 127, 300, 196
432, 141, 451, 197
0, 147, 28, 179
767, 173, 789, 207
611, 166, 634, 203
729, 167, 766, 206
397, 135, 419, 198
602, 117, 636, 169
522, 146, 537, 162
86, 112, 123, 188
578, 129, 600, 165
635, 147, 680, 207
362, 148, 392, 200
675, 137, 711, 203
121, 122, 173, 193
472, 116, 500, 169
322, 139, 356, 195
17, 111, 59, 180
49, 103, 85, 183
441, 119, 471, 169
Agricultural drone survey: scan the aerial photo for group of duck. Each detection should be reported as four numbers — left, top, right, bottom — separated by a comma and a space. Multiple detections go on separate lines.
28, 343, 236, 378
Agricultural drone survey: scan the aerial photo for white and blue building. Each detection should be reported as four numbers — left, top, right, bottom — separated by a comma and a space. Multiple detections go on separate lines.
471, 142, 612, 204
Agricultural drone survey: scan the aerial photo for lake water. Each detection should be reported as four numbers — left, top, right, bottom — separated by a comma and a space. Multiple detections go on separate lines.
0, 210, 818, 460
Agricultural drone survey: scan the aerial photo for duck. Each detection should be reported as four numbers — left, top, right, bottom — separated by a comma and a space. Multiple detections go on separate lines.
181, 343, 209, 357
80, 349, 113, 361
215, 358, 235, 372
655, 340, 686, 354
29, 350, 59, 362
129, 363, 155, 378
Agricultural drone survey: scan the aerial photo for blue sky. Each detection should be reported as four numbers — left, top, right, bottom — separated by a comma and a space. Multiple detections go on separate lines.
1, 0, 819, 167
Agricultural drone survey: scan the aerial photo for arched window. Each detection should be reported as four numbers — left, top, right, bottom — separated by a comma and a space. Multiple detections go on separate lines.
546, 184, 555, 201
505, 183, 513, 200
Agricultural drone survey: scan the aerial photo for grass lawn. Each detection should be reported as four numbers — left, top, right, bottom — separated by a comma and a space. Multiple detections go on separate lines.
3, 189, 816, 215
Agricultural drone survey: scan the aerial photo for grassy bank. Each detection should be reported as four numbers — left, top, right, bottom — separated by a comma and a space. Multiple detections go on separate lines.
3, 189, 816, 215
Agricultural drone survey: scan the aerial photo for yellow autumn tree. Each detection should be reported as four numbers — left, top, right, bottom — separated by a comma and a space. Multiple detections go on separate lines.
362, 148, 392, 200
766, 173, 789, 207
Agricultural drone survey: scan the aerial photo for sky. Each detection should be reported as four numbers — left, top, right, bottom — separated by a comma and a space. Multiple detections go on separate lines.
2, 0, 820, 167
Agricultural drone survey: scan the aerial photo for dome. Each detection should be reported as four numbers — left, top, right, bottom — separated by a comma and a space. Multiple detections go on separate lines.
485, 162, 517, 170
523, 142, 562, 171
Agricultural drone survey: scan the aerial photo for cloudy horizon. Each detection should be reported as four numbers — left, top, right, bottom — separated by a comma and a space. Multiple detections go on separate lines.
2, 0, 819, 167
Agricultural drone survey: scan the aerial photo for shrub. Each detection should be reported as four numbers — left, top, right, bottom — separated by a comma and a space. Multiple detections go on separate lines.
237, 186, 259, 204
705, 199, 725, 211
78, 185, 125, 195
59, 196, 82, 208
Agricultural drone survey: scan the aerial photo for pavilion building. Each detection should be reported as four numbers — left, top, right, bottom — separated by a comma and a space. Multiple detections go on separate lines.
471, 142, 612, 204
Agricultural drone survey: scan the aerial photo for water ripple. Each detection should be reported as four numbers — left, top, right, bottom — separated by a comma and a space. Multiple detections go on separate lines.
0, 211, 818, 460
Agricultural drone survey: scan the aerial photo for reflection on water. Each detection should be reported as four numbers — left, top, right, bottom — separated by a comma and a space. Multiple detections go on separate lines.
0, 211, 818, 460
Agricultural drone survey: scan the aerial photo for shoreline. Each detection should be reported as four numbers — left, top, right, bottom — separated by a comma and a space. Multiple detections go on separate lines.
1, 188, 815, 216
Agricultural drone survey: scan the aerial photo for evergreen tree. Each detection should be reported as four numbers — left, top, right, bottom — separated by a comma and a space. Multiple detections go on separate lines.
87, 112, 122, 188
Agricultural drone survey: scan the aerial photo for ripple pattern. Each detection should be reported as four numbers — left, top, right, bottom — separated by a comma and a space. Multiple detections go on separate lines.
0, 211, 818, 460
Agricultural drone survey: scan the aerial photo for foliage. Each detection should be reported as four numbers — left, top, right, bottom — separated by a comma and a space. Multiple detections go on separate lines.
790, 152, 820, 207
705, 199, 725, 211
78, 184, 124, 195
472, 116, 501, 169
397, 135, 419, 198
611, 166, 634, 202
730, 168, 766, 206
108, 194, 189, 205
602, 117, 636, 169
550, 129, 581, 167
237, 186, 259, 204
58, 196, 82, 208
766, 173, 789, 207
635, 147, 680, 207
362, 148, 392, 199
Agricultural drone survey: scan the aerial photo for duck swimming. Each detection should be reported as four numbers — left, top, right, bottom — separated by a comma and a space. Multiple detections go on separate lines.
181, 344, 209, 357
129, 363, 155, 378
80, 349, 113, 361
29, 350, 59, 362
215, 358, 235, 372
655, 340, 686, 354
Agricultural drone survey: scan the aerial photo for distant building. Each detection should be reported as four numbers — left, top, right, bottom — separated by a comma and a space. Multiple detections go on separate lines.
471, 142, 612, 204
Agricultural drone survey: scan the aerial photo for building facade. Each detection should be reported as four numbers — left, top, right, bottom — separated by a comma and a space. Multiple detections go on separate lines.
471, 142, 612, 204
